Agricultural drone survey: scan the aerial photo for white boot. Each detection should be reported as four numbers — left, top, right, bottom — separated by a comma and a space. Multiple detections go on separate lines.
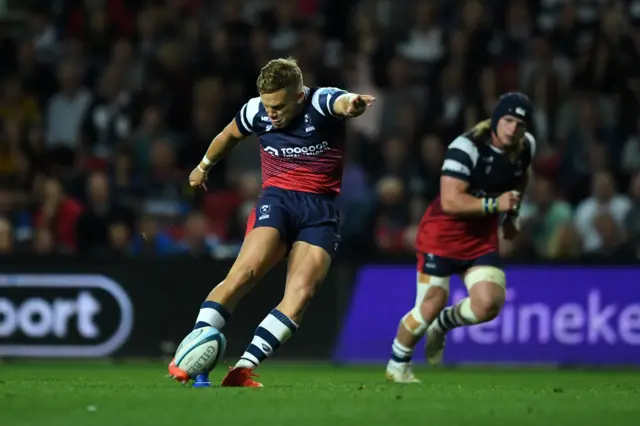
425, 324, 446, 366
385, 360, 421, 383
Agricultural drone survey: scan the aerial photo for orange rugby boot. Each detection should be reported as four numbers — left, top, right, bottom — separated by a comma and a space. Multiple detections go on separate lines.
220, 367, 264, 388
167, 358, 190, 384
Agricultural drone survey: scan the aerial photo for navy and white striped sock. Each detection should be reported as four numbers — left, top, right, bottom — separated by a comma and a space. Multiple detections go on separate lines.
432, 305, 467, 333
390, 338, 414, 364
235, 309, 298, 369
193, 300, 231, 330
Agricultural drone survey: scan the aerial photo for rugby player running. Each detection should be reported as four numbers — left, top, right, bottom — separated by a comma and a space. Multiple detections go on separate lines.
386, 93, 535, 382
168, 58, 375, 387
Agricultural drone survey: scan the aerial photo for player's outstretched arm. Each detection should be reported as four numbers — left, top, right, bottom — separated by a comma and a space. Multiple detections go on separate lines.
189, 119, 245, 189
332, 93, 376, 117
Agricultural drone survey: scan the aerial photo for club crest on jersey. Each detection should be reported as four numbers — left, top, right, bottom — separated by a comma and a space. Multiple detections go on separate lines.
304, 114, 315, 132
259, 204, 270, 220
425, 253, 436, 269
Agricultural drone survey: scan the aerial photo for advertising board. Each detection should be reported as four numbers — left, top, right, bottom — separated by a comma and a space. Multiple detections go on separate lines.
334, 266, 640, 365
0, 274, 133, 357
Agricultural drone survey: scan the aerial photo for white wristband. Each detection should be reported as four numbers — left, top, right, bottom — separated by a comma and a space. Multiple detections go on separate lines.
201, 156, 212, 166
197, 165, 208, 173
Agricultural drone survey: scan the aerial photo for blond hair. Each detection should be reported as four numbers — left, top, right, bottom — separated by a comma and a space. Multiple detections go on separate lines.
256, 57, 303, 94
472, 119, 491, 137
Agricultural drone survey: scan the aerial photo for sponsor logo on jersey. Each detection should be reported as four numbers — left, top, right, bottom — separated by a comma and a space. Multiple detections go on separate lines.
263, 141, 330, 158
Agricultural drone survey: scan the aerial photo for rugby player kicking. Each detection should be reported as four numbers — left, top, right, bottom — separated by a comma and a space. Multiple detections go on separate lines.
386, 93, 536, 383
168, 58, 375, 387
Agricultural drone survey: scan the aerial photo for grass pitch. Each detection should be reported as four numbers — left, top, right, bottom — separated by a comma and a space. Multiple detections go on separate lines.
1, 363, 639, 426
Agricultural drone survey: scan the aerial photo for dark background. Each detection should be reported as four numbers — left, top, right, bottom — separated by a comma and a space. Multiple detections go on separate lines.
0, 1, 639, 363
0, 0, 639, 261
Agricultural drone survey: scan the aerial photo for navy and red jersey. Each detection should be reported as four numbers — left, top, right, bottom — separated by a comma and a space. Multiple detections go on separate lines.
234, 87, 348, 195
416, 124, 536, 260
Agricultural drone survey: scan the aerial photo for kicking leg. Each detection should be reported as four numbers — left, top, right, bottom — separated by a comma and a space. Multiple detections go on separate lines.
222, 240, 331, 387
425, 266, 506, 365
386, 272, 449, 383
192, 227, 287, 330
169, 227, 286, 384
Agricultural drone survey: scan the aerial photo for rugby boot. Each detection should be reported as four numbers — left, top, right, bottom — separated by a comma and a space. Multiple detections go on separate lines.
167, 358, 190, 384
425, 324, 447, 366
220, 367, 264, 387
385, 361, 421, 383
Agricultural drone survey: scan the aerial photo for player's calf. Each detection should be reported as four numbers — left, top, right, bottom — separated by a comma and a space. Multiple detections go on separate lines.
191, 266, 261, 334
277, 241, 331, 323
430, 267, 506, 334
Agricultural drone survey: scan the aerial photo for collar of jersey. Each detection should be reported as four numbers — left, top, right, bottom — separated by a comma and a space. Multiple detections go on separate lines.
487, 143, 504, 154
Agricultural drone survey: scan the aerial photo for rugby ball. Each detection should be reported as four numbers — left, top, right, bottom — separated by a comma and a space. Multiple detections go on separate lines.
174, 327, 226, 377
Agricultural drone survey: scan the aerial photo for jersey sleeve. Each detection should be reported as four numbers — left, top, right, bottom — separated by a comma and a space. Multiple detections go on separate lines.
441, 136, 480, 182
234, 97, 261, 136
311, 87, 348, 117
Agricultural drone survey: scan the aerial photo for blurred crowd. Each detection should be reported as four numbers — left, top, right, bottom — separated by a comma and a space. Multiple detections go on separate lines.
0, 0, 639, 261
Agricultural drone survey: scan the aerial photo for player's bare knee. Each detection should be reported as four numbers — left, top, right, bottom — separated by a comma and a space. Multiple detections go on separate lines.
405, 274, 450, 334
469, 282, 505, 322
464, 267, 505, 321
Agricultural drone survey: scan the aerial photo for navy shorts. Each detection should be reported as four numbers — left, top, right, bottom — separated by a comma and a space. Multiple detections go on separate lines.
246, 187, 341, 256
417, 251, 502, 277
